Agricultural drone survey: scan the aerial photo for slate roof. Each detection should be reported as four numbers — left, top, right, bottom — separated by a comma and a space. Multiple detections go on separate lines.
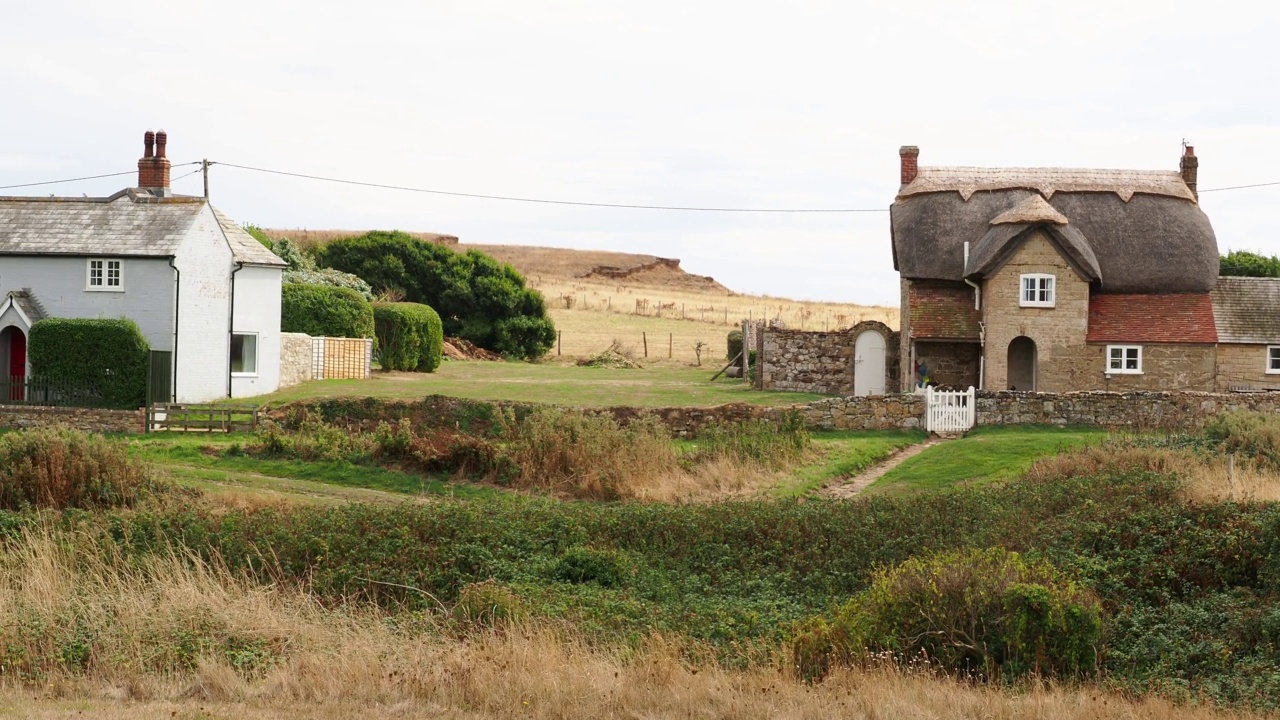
1211, 277, 1280, 344
0, 189, 285, 267
891, 153, 1219, 295
908, 283, 981, 340
1085, 293, 1218, 343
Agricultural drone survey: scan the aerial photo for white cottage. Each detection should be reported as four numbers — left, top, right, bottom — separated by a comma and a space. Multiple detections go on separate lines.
0, 130, 287, 403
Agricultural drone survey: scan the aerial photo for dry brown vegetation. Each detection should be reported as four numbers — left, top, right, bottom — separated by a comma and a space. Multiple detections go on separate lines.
0, 529, 1264, 720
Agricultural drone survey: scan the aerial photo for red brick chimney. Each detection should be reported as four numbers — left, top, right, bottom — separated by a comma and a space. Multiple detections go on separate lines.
900, 145, 920, 185
137, 129, 172, 196
1180, 144, 1198, 201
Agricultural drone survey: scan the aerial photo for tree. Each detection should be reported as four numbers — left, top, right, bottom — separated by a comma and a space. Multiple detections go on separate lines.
317, 231, 555, 359
1220, 250, 1280, 278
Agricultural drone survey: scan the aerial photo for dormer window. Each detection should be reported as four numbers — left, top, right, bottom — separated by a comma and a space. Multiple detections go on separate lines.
87, 259, 123, 291
1020, 274, 1055, 308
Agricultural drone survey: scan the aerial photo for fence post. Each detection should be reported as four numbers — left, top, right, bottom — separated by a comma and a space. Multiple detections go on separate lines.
558, 330, 562, 356
668, 333, 672, 359
643, 332, 648, 358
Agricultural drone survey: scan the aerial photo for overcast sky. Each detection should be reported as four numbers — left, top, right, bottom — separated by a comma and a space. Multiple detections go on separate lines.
2, 1, 1278, 305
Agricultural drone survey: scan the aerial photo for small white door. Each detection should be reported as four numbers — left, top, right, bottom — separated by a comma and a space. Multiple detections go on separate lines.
854, 331, 886, 396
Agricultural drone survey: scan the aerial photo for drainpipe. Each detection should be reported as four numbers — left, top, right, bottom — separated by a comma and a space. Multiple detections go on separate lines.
228, 261, 244, 398
963, 242, 985, 390
168, 256, 180, 402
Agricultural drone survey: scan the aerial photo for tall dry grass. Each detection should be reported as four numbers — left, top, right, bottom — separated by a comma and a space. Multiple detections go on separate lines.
0, 529, 1267, 719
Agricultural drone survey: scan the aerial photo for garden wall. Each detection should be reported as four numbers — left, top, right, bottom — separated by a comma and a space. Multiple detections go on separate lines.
0, 405, 142, 433
757, 321, 900, 396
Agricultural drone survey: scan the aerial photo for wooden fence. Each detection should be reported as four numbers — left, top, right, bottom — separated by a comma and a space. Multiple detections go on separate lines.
147, 404, 258, 433
312, 337, 373, 380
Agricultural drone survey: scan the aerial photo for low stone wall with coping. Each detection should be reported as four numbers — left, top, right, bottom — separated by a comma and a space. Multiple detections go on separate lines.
0, 405, 143, 433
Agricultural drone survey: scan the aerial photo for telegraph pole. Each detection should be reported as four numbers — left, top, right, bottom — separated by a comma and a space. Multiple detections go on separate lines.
202, 159, 210, 199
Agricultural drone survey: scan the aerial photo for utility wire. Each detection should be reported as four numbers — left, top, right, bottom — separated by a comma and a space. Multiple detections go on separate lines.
214, 161, 888, 213
0, 162, 202, 191
1199, 180, 1280, 193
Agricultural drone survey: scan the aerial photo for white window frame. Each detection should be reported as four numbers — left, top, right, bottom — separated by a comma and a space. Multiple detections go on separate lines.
230, 332, 259, 377
1106, 345, 1143, 375
86, 258, 124, 292
1019, 273, 1056, 308
1268, 346, 1280, 375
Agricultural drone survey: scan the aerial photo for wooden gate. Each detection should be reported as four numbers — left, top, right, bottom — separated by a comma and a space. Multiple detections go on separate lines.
925, 386, 975, 434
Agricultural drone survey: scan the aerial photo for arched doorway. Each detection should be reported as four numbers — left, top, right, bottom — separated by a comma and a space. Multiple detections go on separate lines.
0, 326, 26, 402
1007, 336, 1036, 392
853, 330, 887, 396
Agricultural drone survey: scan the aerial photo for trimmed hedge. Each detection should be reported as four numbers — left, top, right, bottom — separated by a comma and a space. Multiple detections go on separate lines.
27, 318, 148, 409
373, 302, 443, 372
281, 284, 375, 341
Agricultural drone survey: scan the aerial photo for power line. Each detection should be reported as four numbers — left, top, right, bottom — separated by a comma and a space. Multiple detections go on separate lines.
1199, 180, 1280, 193
0, 162, 202, 191
214, 161, 889, 213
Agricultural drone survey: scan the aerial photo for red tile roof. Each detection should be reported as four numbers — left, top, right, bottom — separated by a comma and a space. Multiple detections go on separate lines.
909, 284, 981, 340
1086, 293, 1218, 344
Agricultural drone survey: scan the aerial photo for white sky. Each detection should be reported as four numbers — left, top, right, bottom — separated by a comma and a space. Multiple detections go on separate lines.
2, 0, 1278, 305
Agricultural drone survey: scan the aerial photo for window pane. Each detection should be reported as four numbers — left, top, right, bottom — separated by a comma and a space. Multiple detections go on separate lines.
230, 334, 257, 374
1125, 348, 1138, 370
1270, 348, 1280, 370
107, 261, 121, 286
89, 261, 102, 286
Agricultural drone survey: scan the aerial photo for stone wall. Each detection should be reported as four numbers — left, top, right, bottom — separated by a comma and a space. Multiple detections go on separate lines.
0, 405, 142, 433
279, 332, 314, 389
913, 341, 980, 389
1216, 343, 1280, 392
758, 322, 899, 395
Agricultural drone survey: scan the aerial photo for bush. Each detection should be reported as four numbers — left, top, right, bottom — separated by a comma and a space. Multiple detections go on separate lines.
284, 268, 374, 300
1205, 411, 1280, 471
691, 411, 809, 468
1220, 250, 1280, 278
317, 231, 555, 359
372, 302, 444, 372
0, 428, 156, 509
727, 330, 743, 361
793, 548, 1103, 682
280, 284, 375, 341
27, 318, 148, 409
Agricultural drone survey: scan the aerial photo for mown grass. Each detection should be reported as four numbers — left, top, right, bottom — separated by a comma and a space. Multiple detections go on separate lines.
774, 430, 926, 497
866, 425, 1108, 495
243, 362, 825, 409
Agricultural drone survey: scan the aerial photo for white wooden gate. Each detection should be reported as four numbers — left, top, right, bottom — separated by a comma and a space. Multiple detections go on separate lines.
925, 386, 976, 433
853, 330, 886, 396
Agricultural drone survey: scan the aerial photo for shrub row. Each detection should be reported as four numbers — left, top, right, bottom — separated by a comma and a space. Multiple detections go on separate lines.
280, 284, 375, 342
28, 318, 149, 409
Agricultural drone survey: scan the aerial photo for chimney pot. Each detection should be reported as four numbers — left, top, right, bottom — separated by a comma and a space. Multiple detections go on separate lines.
899, 145, 920, 185
137, 129, 172, 196
155, 130, 167, 159
143, 130, 155, 159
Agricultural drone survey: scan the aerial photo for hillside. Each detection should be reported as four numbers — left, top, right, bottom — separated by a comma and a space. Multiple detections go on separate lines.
463, 244, 729, 293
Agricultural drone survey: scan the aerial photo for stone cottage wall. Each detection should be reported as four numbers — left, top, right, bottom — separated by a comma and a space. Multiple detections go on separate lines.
1216, 344, 1280, 392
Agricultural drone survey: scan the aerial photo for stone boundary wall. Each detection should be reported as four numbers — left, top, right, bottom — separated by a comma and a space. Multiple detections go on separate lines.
0, 405, 143, 433
279, 332, 314, 389
758, 321, 900, 396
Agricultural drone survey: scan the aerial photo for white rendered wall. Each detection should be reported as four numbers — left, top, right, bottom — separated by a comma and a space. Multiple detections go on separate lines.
172, 206, 234, 402
230, 265, 283, 398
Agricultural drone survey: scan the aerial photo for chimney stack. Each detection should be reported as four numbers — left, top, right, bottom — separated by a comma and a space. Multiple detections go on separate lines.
137, 129, 172, 197
900, 145, 920, 185
1180, 144, 1198, 201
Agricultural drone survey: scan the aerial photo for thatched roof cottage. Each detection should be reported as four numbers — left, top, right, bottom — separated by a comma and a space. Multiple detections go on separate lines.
891, 145, 1280, 393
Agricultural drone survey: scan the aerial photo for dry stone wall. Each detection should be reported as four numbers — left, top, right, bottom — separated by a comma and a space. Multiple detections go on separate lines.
279, 332, 314, 389
0, 405, 142, 433
758, 322, 899, 395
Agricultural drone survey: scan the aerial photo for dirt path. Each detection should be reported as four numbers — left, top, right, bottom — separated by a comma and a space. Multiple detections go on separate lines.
819, 436, 950, 499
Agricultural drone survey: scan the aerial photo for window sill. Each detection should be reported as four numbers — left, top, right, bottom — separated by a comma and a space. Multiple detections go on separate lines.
231, 372, 259, 378
1266, 369, 1280, 375
1106, 370, 1144, 376
85, 287, 125, 293
1019, 303, 1055, 309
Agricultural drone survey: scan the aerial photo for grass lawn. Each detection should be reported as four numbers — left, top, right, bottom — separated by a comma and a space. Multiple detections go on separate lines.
129, 434, 497, 504
775, 430, 926, 497
245, 361, 826, 408
865, 425, 1109, 496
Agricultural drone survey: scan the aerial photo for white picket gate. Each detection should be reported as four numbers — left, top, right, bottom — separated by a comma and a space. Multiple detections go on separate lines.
925, 386, 976, 434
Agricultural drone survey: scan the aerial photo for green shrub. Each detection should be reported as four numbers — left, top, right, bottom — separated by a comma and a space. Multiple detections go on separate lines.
27, 318, 149, 409
1220, 250, 1280, 278
551, 547, 630, 588
0, 428, 156, 509
727, 330, 743, 361
243, 224, 273, 250
793, 548, 1103, 682
284, 268, 374, 300
1205, 411, 1280, 471
372, 302, 444, 372
317, 231, 555, 359
280, 284, 375, 341
452, 580, 526, 629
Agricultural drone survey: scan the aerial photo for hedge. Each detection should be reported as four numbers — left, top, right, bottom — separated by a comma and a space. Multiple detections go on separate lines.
372, 302, 443, 372
27, 318, 149, 409
281, 284, 375, 341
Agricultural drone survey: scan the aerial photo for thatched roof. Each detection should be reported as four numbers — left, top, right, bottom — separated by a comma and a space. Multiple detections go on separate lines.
892, 186, 1218, 294
990, 195, 1068, 225
965, 223, 1100, 283
1211, 277, 1280, 344
898, 167, 1196, 203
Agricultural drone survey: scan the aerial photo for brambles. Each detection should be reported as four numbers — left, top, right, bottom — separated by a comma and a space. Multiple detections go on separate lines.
0, 427, 158, 509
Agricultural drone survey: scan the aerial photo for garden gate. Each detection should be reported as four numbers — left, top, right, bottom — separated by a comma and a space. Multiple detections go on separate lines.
925, 386, 975, 433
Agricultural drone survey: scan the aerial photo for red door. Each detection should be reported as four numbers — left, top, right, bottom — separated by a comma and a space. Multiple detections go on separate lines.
7, 329, 24, 402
